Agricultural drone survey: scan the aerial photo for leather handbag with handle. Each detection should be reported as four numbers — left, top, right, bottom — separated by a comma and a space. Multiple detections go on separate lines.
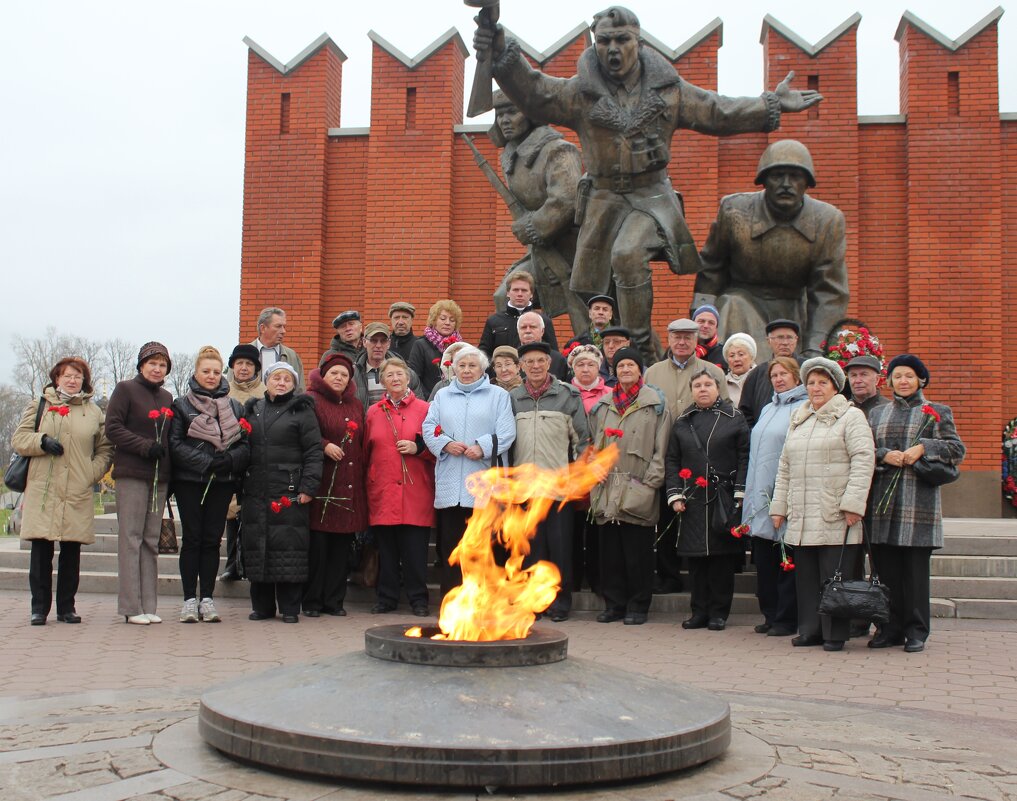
818, 522, 890, 624
4, 397, 46, 493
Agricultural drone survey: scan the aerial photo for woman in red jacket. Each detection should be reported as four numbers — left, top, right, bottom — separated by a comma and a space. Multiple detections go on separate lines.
365, 357, 436, 616
303, 353, 367, 617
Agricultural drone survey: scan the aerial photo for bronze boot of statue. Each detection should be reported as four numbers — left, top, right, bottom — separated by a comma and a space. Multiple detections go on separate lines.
616, 280, 660, 364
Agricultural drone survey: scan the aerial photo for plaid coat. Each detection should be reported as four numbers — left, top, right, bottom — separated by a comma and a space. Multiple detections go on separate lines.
867, 391, 965, 549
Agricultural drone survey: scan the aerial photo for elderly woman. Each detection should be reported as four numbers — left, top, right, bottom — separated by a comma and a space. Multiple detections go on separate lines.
409, 299, 464, 397
569, 344, 610, 412
106, 342, 174, 625
867, 354, 965, 653
722, 333, 757, 407
366, 357, 436, 615
304, 353, 366, 617
169, 346, 251, 623
770, 358, 875, 651
13, 357, 113, 626
428, 340, 471, 400
241, 362, 323, 623
742, 357, 807, 636
588, 348, 671, 625
664, 369, 750, 631
423, 345, 515, 601
492, 345, 523, 391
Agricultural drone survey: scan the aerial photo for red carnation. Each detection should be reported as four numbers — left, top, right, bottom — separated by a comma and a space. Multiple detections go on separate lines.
161, 407, 174, 418
238, 418, 253, 434
148, 409, 161, 419
432, 358, 441, 365
604, 428, 624, 438
921, 404, 941, 423
730, 524, 750, 539
562, 343, 577, 357
442, 336, 458, 345
443, 360, 452, 367
58, 406, 70, 417
678, 468, 692, 480
270, 501, 282, 514
279, 495, 292, 508
434, 425, 443, 436
347, 421, 359, 433
695, 476, 709, 489
780, 559, 796, 572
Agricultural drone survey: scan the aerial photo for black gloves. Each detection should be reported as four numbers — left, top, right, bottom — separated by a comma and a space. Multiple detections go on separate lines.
41, 435, 64, 456
210, 453, 232, 473
147, 442, 166, 460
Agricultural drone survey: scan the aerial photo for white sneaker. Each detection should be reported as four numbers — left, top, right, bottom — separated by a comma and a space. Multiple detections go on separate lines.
145, 614, 162, 624
180, 598, 199, 623
198, 598, 220, 623
126, 614, 150, 625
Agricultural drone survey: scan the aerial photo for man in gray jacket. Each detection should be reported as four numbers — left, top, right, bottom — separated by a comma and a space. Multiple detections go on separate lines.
246, 307, 305, 391
509, 342, 590, 622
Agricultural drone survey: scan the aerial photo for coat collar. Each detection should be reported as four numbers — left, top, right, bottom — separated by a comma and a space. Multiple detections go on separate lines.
576, 45, 677, 134
892, 389, 926, 409
750, 192, 822, 243
791, 392, 850, 427
678, 397, 736, 420
501, 126, 563, 175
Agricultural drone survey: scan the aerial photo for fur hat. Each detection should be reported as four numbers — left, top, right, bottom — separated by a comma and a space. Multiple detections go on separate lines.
612, 347, 644, 373
319, 352, 354, 378
263, 361, 299, 381
228, 344, 261, 371
887, 354, 930, 387
800, 357, 846, 392
722, 333, 757, 361
137, 341, 171, 372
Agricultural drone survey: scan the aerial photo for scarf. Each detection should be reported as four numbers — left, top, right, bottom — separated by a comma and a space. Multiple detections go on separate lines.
186, 390, 241, 451
455, 375, 486, 393
423, 326, 462, 352
525, 375, 552, 402
56, 388, 85, 402
383, 390, 415, 409
695, 335, 719, 359
613, 377, 643, 415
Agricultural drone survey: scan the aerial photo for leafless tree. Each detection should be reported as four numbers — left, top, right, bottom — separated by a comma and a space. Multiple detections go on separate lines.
98, 337, 137, 397
12, 329, 103, 395
168, 352, 195, 398
0, 384, 31, 475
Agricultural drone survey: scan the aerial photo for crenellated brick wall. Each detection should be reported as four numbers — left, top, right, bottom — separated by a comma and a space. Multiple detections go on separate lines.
239, 11, 1014, 516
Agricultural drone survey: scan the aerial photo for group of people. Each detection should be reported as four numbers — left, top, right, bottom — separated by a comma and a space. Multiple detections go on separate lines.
13, 292, 964, 654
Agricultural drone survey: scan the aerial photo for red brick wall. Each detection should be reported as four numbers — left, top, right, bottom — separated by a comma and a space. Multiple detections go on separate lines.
240, 18, 1012, 509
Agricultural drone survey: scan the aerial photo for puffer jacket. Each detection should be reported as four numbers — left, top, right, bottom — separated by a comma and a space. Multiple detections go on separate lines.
422, 375, 516, 509
770, 394, 874, 547
588, 384, 671, 527
509, 378, 590, 475
169, 377, 250, 485
741, 384, 808, 541
13, 387, 113, 544
240, 391, 323, 583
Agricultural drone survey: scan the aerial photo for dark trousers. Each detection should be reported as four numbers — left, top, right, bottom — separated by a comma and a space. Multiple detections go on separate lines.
795, 544, 858, 643
250, 580, 302, 617
437, 506, 472, 600
687, 554, 739, 620
375, 524, 430, 608
223, 516, 240, 576
654, 494, 684, 591
571, 508, 600, 594
303, 530, 353, 613
528, 504, 573, 614
29, 539, 81, 617
174, 481, 232, 600
599, 522, 655, 615
871, 544, 933, 642
752, 536, 798, 631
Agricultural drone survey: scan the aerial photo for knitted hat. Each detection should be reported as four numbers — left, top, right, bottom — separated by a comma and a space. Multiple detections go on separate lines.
491, 345, 520, 364
800, 357, 846, 392
228, 344, 261, 371
692, 304, 720, 323
137, 341, 171, 372
887, 354, 930, 387
567, 344, 603, 370
264, 361, 299, 381
319, 352, 354, 378
612, 347, 644, 373
193, 346, 223, 369
722, 332, 757, 361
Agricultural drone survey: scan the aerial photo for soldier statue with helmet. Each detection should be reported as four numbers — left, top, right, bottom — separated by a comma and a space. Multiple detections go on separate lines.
691, 139, 848, 360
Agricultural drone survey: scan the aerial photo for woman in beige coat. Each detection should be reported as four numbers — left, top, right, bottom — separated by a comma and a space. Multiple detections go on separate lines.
770, 357, 874, 651
12, 357, 113, 625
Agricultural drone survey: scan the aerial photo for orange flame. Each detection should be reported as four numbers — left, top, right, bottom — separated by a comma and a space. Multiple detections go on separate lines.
433, 444, 618, 641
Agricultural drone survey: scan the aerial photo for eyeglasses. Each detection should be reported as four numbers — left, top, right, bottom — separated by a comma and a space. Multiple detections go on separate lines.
768, 334, 797, 342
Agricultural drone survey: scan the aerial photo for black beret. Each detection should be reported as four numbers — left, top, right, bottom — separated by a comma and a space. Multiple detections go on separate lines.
587, 294, 616, 309
332, 310, 361, 328
600, 326, 631, 340
765, 318, 801, 336
887, 354, 930, 386
517, 341, 552, 357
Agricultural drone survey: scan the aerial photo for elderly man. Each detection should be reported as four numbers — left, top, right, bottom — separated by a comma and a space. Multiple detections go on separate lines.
599, 325, 630, 386
565, 294, 616, 351
246, 307, 304, 391
475, 6, 820, 363
487, 91, 588, 338
693, 140, 848, 359
517, 311, 568, 379
322, 310, 364, 363
388, 302, 418, 362
354, 322, 423, 409
693, 304, 727, 370
509, 341, 590, 621
481, 269, 558, 356
738, 318, 804, 427
846, 355, 889, 419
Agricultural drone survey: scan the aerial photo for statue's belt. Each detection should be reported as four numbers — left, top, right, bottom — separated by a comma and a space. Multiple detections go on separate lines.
726, 282, 804, 301
589, 168, 669, 194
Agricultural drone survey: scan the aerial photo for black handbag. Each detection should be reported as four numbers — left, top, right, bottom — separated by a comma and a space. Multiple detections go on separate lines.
912, 457, 959, 487
4, 397, 46, 493
818, 524, 890, 624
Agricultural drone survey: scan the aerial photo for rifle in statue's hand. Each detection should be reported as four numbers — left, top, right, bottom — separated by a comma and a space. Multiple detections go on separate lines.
465, 0, 500, 117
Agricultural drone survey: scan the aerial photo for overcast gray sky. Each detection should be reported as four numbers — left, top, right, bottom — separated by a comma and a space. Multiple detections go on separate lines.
2, 1, 1012, 387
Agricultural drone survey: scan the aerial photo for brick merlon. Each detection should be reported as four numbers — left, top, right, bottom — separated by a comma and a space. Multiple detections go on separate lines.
243, 32, 347, 74
367, 27, 467, 70
501, 23, 592, 64
640, 18, 723, 61
894, 7, 1004, 50
760, 13, 861, 55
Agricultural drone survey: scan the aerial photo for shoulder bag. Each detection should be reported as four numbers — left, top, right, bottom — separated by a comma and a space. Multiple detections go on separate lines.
158, 500, 179, 554
818, 523, 890, 624
4, 397, 46, 493
912, 457, 959, 487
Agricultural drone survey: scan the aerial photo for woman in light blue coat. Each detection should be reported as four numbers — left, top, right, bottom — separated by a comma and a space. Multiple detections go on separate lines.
423, 346, 515, 600
742, 357, 807, 637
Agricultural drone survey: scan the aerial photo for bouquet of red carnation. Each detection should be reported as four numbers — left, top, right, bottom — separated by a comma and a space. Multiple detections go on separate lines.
822, 318, 886, 384
148, 407, 173, 512
875, 404, 941, 514
39, 405, 71, 512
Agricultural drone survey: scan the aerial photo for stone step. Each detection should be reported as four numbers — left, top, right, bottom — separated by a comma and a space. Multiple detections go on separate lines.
929, 575, 1017, 600
930, 555, 1017, 577
941, 518, 1017, 537
939, 534, 1017, 556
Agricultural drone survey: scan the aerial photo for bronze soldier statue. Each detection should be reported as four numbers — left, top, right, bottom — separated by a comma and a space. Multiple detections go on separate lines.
475, 91, 590, 338
692, 140, 848, 359
473, 6, 822, 362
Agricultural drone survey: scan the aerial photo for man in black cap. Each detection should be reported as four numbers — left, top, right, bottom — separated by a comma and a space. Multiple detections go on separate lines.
322, 310, 364, 363
509, 341, 590, 622
738, 318, 804, 427
599, 326, 631, 387
565, 294, 616, 351
846, 355, 889, 419
388, 302, 418, 362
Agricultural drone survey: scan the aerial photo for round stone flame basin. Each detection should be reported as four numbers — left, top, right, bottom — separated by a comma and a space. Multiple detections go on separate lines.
199, 624, 731, 789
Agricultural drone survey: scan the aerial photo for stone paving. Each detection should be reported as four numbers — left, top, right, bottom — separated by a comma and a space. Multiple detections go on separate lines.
2, 590, 1016, 800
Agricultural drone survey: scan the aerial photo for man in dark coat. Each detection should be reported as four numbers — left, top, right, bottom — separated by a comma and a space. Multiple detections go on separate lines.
739, 319, 805, 427
475, 5, 821, 363
321, 310, 363, 364
565, 294, 616, 351
846, 355, 889, 419
481, 269, 559, 356
388, 302, 418, 363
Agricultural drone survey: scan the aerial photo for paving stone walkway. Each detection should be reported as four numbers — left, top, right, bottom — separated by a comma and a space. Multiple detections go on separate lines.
2, 591, 1015, 800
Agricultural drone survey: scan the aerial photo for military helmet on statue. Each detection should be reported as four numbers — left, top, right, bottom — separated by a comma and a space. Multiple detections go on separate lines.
754, 139, 816, 187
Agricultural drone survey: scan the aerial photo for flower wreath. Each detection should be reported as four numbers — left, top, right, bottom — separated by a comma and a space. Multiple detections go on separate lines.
821, 318, 886, 386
